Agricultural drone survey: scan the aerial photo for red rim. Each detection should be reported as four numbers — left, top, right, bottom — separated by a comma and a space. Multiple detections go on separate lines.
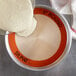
71, 27, 76, 33
8, 8, 67, 67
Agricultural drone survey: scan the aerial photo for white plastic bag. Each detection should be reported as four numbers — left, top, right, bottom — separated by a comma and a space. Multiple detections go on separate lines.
50, 0, 76, 39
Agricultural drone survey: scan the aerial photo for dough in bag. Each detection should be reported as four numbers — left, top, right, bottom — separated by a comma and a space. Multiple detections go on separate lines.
0, 0, 37, 37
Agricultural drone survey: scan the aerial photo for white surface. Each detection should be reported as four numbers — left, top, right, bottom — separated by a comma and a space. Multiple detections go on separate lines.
15, 14, 61, 61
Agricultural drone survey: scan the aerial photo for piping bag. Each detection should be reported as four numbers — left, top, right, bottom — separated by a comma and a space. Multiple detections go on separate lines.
50, 0, 76, 39
0, 0, 37, 37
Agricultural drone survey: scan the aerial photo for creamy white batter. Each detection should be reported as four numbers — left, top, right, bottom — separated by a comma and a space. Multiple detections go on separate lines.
0, 0, 36, 37
15, 15, 61, 61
